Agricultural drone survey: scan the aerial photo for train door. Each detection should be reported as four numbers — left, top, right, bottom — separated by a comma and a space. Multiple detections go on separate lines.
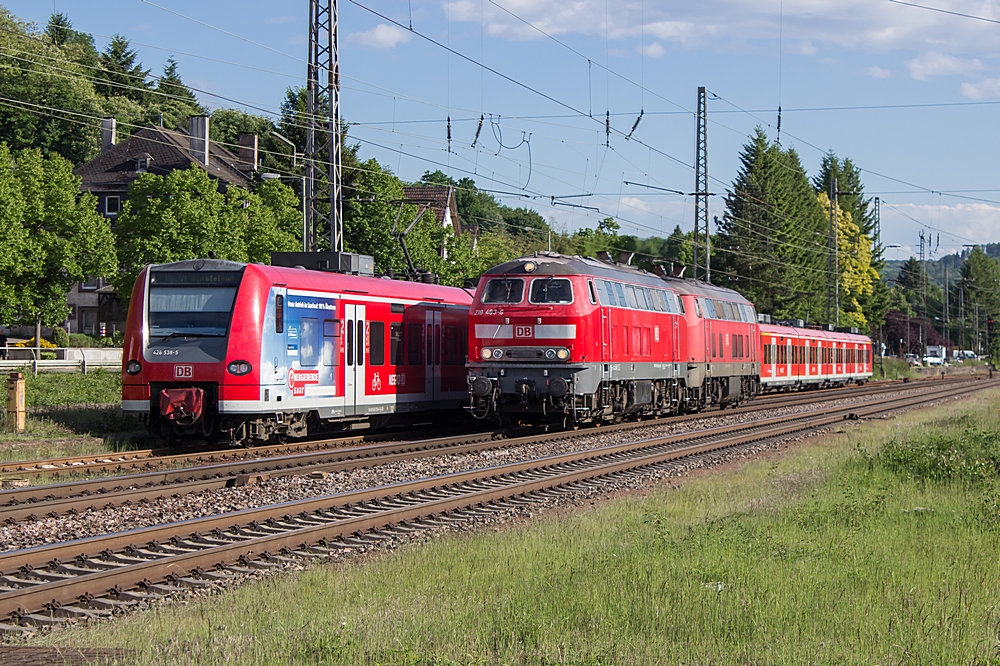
425, 309, 441, 401
344, 304, 366, 416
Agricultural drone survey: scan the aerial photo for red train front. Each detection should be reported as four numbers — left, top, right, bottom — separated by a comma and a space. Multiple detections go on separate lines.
466, 253, 762, 426
122, 256, 472, 445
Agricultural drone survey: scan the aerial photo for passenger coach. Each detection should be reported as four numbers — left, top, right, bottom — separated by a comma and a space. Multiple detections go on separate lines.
122, 256, 471, 445
759, 323, 872, 389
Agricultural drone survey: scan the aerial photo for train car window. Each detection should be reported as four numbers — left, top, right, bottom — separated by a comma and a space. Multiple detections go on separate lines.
322, 319, 339, 367
588, 280, 598, 304
300, 318, 319, 367
643, 289, 656, 311
407, 323, 422, 365
653, 290, 667, 312
369, 322, 385, 366
426, 324, 433, 366
529, 278, 574, 304
391, 303, 405, 314
724, 302, 736, 320
482, 278, 524, 304
444, 326, 458, 365
390, 323, 404, 365
435, 324, 441, 365
763, 343, 770, 364
623, 285, 639, 310
614, 282, 627, 307
275, 294, 284, 333
346, 320, 354, 367
356, 321, 365, 367
599, 280, 617, 306
460, 327, 468, 362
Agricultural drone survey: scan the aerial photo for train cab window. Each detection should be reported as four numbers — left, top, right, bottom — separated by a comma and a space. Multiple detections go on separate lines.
275, 294, 284, 333
369, 322, 385, 366
588, 280, 598, 304
444, 326, 459, 365
390, 323, 404, 365
407, 323, 422, 365
300, 318, 319, 366
529, 278, 573, 304
675, 294, 685, 314
322, 319, 340, 366
694, 298, 702, 318
482, 278, 524, 304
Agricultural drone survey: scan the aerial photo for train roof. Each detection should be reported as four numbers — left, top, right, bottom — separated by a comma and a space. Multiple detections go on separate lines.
482, 253, 751, 304
148, 259, 474, 306
759, 323, 871, 343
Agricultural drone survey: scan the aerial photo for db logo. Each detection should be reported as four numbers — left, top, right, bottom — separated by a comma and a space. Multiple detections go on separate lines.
372, 373, 382, 391
287, 368, 320, 396
515, 325, 533, 338
174, 365, 193, 379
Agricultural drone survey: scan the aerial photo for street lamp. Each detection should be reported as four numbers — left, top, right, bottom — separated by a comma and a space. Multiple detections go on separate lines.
262, 173, 307, 252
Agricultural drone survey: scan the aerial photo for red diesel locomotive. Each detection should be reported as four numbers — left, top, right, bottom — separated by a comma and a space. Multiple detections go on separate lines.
466, 252, 872, 425
122, 256, 472, 445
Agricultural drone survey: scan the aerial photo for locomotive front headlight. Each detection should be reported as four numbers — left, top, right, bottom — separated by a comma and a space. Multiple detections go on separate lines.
125, 360, 142, 375
481, 348, 493, 360
545, 349, 557, 359
492, 348, 504, 359
227, 360, 252, 376
556, 348, 570, 360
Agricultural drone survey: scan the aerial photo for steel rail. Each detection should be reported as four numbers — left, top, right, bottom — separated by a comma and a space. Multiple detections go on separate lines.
0, 376, 950, 480
0, 380, 990, 623
0, 379, 974, 521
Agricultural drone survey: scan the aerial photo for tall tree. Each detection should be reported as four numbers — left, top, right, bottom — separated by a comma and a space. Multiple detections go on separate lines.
44, 12, 99, 69
0, 10, 105, 163
115, 167, 300, 301
150, 57, 206, 129
818, 192, 880, 328
717, 128, 827, 321
2, 147, 116, 329
96, 34, 151, 104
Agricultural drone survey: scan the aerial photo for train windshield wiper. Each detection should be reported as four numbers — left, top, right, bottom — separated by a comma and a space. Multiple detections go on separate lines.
156, 332, 220, 342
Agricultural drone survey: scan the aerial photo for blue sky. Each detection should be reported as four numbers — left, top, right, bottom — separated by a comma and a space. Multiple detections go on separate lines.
10, 0, 1000, 258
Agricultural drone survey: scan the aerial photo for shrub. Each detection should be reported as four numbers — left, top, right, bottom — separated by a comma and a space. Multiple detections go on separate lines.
68, 333, 97, 348
51, 327, 70, 348
14, 337, 57, 348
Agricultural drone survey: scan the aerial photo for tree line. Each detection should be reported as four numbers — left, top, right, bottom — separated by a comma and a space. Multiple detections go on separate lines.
1, 7, 997, 359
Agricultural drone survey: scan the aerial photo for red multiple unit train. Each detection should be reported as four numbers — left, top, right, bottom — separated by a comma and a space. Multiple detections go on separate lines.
122, 251, 873, 441
121, 255, 471, 445
465, 253, 872, 426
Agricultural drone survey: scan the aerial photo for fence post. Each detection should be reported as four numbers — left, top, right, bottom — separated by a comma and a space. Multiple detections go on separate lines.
6, 372, 26, 434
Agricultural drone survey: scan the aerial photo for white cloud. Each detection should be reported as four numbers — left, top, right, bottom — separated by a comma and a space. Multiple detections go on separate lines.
907, 52, 981, 80
641, 42, 665, 58
961, 77, 1000, 99
445, 0, 1000, 55
866, 65, 891, 79
346, 24, 412, 49
881, 202, 1000, 250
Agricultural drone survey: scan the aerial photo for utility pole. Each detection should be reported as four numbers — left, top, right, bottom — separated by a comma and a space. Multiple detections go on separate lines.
306, 0, 343, 252
694, 86, 709, 283
873, 196, 880, 249
827, 177, 835, 326
959, 286, 965, 353
943, 266, 949, 348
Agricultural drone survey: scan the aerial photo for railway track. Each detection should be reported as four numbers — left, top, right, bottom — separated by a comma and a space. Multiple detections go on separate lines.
0, 376, 964, 484
0, 378, 990, 629
0, 378, 975, 522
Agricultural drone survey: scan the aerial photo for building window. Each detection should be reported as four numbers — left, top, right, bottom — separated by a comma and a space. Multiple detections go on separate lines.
136, 158, 148, 172
80, 309, 98, 336
106, 196, 120, 216
81, 277, 100, 291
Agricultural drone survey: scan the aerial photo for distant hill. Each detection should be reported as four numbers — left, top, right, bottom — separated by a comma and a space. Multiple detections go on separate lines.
882, 243, 1000, 287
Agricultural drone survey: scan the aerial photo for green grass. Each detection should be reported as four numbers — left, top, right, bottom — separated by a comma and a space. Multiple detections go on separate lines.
0, 370, 142, 452
875, 356, 918, 380
29, 390, 1000, 664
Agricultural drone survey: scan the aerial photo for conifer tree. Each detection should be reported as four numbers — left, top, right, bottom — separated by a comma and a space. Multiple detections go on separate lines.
96, 34, 151, 104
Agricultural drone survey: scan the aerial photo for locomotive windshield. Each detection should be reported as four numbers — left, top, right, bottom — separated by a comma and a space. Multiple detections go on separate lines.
529, 278, 573, 304
481, 278, 524, 304
147, 270, 243, 338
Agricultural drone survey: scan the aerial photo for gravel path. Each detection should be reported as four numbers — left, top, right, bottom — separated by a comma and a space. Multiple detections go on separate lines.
0, 389, 919, 552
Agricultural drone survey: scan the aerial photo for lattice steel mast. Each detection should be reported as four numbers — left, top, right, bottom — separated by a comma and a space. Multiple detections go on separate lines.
693, 87, 710, 283
306, 0, 343, 252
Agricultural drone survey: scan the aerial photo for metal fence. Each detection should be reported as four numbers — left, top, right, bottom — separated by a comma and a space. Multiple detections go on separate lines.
0, 348, 121, 375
